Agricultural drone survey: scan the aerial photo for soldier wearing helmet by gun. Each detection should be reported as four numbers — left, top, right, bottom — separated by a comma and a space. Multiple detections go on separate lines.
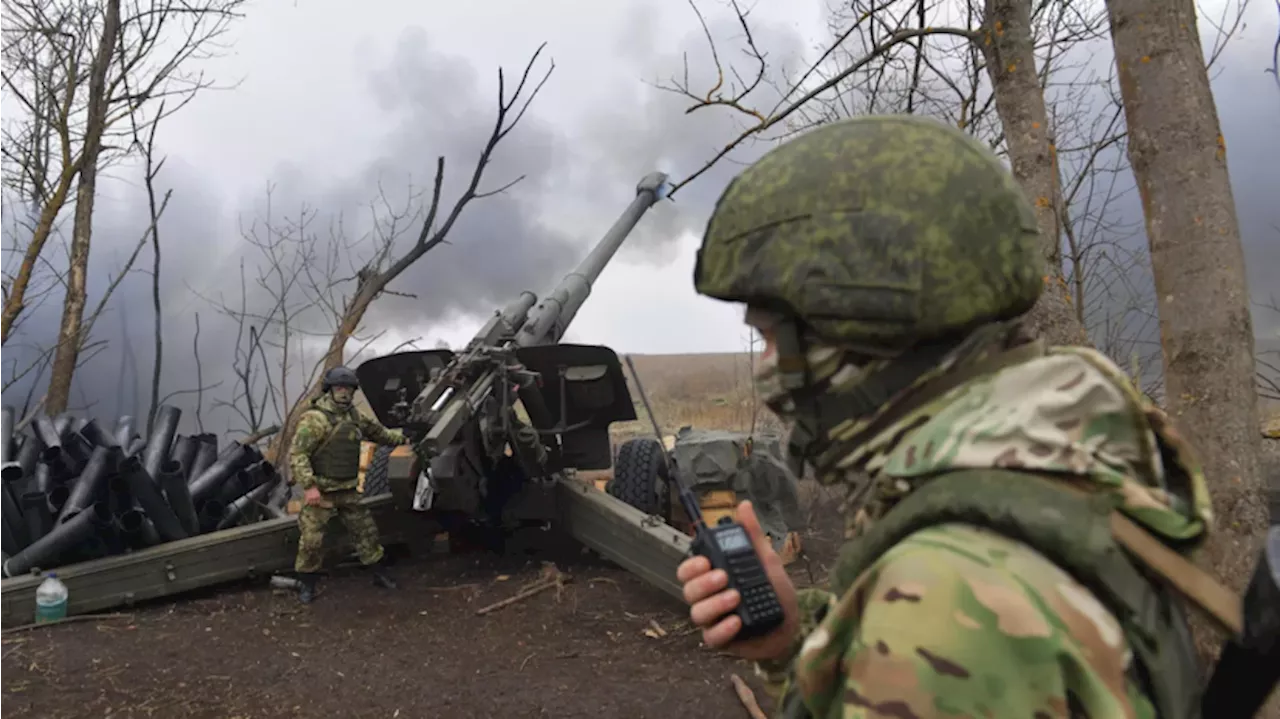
676, 115, 1273, 717
290, 366, 411, 604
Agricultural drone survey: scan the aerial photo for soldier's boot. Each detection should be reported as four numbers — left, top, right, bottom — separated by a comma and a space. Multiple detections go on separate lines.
369, 559, 397, 590
297, 573, 320, 604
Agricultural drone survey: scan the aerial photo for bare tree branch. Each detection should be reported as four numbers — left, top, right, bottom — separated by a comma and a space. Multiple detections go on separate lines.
1, 0, 245, 347
192, 310, 206, 432
661, 0, 1251, 360
1268, 0, 1280, 91
660, 9, 979, 196
182, 45, 554, 462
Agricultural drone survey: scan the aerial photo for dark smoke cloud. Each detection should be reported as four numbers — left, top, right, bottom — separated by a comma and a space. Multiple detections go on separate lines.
2, 155, 229, 427
227, 15, 809, 334
209, 26, 583, 333
1, 9, 810, 438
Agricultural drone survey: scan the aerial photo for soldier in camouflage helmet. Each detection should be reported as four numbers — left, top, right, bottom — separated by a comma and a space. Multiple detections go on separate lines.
677, 115, 1235, 718
290, 365, 411, 603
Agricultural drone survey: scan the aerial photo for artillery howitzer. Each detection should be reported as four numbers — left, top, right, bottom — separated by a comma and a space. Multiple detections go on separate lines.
354, 171, 809, 593
351, 171, 739, 596
0, 171, 805, 622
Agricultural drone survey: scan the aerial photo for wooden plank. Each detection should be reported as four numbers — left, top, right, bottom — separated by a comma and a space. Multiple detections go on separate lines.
1, 494, 394, 625
2, 477, 701, 623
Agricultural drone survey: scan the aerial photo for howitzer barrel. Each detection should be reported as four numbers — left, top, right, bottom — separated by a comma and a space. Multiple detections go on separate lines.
414, 172, 670, 454
501, 291, 538, 333
515, 172, 670, 347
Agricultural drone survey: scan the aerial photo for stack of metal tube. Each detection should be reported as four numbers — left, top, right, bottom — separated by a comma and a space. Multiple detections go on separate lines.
0, 405, 290, 578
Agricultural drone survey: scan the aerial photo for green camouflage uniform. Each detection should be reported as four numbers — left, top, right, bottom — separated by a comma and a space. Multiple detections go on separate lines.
291, 393, 408, 573
691, 115, 1220, 718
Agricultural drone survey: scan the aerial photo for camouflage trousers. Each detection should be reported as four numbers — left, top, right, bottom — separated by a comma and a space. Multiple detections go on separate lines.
293, 488, 384, 573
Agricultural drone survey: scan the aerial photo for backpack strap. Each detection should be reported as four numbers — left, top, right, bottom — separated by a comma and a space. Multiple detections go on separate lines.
1108, 501, 1241, 636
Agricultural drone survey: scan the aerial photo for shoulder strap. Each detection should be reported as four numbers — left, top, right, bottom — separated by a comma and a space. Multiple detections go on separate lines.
1109, 502, 1241, 636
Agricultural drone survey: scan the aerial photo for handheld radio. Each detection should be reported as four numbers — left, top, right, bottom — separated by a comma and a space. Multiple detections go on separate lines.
623, 356, 785, 641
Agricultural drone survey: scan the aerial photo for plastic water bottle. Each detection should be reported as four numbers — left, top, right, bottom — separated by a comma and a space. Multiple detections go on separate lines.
269, 575, 302, 590
34, 572, 68, 624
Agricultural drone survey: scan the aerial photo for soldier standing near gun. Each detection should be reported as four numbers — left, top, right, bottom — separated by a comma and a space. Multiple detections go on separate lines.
290, 366, 410, 604
676, 116, 1258, 717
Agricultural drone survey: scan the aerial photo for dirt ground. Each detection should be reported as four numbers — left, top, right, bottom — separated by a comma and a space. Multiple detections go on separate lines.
0, 491, 849, 719
8, 453, 1271, 719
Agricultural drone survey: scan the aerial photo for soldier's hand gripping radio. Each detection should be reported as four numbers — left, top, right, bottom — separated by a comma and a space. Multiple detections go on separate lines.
687, 512, 786, 640
623, 356, 786, 641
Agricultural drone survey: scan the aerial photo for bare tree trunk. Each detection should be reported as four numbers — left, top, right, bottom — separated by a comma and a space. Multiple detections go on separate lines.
981, 0, 1089, 347
0, 169, 77, 344
1105, 0, 1271, 687
141, 115, 167, 434
44, 0, 121, 414
147, 206, 163, 432
247, 46, 552, 468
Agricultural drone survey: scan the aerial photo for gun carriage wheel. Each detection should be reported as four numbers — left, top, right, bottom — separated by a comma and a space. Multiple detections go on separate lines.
606, 438, 669, 516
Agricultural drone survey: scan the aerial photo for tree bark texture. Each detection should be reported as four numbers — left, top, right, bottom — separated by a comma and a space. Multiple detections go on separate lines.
0, 170, 77, 344
44, 0, 122, 414
981, 0, 1090, 348
1105, 1, 1271, 697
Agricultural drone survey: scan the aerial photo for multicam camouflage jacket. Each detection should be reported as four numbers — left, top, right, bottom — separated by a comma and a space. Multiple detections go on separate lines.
289, 393, 407, 493
756, 343, 1216, 719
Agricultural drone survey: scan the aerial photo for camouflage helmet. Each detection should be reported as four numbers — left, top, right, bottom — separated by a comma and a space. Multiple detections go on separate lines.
321, 366, 360, 392
693, 115, 1044, 354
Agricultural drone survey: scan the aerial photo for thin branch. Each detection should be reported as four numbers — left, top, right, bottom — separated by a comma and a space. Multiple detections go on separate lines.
192, 311, 206, 432
664, 18, 979, 195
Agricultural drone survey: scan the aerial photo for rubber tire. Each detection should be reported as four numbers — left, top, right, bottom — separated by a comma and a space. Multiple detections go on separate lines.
607, 438, 668, 515
363, 445, 393, 497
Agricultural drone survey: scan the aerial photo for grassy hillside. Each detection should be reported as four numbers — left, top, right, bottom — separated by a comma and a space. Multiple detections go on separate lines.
610, 352, 784, 443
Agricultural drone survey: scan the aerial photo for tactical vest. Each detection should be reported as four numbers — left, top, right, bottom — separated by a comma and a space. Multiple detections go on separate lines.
306, 406, 363, 481
809, 469, 1206, 719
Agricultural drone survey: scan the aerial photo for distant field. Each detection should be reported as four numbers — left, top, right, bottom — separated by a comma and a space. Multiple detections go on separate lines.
610, 352, 784, 443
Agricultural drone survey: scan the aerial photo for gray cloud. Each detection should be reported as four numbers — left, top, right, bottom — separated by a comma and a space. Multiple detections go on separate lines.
1, 0, 1275, 437
241, 13, 810, 332
0, 6, 811, 436
2, 156, 228, 426
281, 26, 582, 327
556, 10, 811, 266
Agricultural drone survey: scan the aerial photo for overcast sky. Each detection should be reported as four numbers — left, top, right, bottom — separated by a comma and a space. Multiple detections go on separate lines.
3, 0, 1277, 430
134, 0, 824, 348
137, 0, 1280, 350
